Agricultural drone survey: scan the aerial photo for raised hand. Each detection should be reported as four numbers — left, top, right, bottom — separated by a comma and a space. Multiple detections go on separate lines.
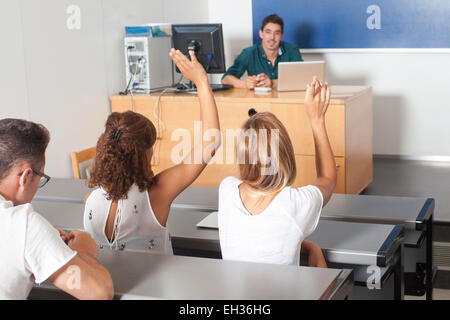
304, 76, 331, 122
304, 76, 336, 206
169, 49, 208, 87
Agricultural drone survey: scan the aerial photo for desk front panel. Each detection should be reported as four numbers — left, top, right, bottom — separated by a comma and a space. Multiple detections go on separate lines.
110, 87, 371, 194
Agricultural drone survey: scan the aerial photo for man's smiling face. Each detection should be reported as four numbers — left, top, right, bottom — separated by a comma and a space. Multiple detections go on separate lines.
259, 22, 284, 53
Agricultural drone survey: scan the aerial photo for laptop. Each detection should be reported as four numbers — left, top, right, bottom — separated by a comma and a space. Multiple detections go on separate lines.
277, 61, 325, 91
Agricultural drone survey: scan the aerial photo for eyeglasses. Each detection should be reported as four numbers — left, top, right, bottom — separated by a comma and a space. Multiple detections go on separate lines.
17, 168, 51, 188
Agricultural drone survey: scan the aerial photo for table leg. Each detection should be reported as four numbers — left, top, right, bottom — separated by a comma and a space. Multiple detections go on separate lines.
426, 214, 433, 300
394, 243, 405, 300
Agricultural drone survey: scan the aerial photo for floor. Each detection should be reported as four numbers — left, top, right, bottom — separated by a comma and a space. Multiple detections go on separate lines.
364, 157, 450, 300
364, 157, 450, 223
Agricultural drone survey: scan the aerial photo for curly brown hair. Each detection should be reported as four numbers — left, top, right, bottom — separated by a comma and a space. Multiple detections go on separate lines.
89, 111, 157, 201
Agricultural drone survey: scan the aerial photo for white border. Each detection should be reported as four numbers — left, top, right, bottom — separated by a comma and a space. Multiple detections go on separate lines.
301, 48, 450, 54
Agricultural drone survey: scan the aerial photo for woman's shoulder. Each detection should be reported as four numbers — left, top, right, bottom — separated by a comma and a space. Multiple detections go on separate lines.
219, 176, 241, 190
288, 185, 324, 211
289, 184, 322, 198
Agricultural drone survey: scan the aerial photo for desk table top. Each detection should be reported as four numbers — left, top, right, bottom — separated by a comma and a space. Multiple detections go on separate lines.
31, 249, 349, 300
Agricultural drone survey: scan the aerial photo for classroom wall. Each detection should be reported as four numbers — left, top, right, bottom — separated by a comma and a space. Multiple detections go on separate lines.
302, 52, 450, 157
212, 0, 450, 159
1, 0, 449, 179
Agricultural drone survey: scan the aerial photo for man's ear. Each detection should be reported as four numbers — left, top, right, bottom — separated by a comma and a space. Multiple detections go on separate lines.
259, 29, 263, 39
18, 168, 33, 189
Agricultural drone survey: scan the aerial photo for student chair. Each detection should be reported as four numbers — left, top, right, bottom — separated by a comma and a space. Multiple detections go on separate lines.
71, 147, 96, 179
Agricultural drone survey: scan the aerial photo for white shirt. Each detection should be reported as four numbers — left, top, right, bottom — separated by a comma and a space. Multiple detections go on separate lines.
0, 195, 77, 300
84, 184, 172, 254
218, 176, 323, 265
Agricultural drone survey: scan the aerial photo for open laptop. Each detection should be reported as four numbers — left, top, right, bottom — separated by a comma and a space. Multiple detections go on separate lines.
277, 61, 325, 91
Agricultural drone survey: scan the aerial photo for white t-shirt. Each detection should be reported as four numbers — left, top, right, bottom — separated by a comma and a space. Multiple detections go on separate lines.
0, 195, 77, 300
84, 184, 173, 254
218, 176, 323, 265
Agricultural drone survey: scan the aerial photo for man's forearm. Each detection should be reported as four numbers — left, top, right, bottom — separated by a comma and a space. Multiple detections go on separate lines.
77, 252, 114, 296
222, 75, 246, 88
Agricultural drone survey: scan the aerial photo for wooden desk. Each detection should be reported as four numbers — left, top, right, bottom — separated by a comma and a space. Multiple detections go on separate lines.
111, 86, 372, 193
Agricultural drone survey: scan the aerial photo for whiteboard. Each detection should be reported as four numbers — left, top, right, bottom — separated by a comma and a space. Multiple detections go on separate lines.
252, 0, 450, 49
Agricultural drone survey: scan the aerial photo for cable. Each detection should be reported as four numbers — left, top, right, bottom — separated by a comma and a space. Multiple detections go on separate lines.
130, 86, 136, 112
129, 56, 147, 111
120, 46, 137, 95
205, 54, 213, 73
151, 74, 184, 139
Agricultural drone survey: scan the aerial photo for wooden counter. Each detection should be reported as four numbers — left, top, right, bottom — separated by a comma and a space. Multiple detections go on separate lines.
110, 86, 372, 194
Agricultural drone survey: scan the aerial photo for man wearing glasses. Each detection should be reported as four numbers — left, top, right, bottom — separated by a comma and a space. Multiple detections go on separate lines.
0, 119, 113, 300
221, 14, 303, 89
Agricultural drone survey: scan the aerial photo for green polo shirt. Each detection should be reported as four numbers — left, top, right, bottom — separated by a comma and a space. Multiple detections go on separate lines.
222, 41, 303, 80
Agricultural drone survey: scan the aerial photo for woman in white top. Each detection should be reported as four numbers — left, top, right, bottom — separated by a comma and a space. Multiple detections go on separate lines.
84, 49, 221, 253
218, 77, 336, 266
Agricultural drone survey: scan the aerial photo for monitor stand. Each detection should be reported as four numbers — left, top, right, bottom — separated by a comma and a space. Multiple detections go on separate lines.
175, 81, 232, 94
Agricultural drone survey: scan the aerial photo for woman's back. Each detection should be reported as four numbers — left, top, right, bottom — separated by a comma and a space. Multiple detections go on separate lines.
218, 176, 323, 265
218, 79, 336, 267
84, 184, 172, 253
83, 50, 221, 254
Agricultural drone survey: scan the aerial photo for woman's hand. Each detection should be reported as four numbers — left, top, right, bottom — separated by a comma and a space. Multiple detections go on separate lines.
169, 49, 208, 88
304, 76, 331, 123
301, 240, 327, 268
308, 245, 328, 268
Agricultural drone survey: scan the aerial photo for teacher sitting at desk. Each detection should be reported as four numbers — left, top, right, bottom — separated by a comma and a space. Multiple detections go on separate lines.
221, 14, 303, 89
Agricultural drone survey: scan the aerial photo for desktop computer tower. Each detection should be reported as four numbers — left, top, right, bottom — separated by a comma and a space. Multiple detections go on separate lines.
124, 36, 173, 92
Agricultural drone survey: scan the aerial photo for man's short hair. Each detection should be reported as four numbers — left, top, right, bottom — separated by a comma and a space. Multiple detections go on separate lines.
0, 119, 50, 180
261, 14, 284, 33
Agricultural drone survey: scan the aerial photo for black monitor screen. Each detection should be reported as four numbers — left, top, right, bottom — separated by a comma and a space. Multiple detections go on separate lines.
171, 24, 226, 74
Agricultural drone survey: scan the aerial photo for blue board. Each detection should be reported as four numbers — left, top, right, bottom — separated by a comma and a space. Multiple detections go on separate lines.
252, 0, 450, 48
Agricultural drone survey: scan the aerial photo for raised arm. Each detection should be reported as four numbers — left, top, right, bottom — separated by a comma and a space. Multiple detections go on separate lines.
149, 49, 221, 225
304, 77, 337, 206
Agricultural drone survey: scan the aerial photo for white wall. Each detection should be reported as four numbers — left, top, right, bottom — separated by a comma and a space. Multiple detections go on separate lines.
0, 0, 169, 178
208, 0, 253, 84
20, 0, 109, 178
0, 1, 29, 119
305, 52, 450, 157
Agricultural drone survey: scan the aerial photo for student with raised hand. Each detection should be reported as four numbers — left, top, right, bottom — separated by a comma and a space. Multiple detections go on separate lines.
83, 49, 221, 252
218, 77, 336, 266
0, 119, 113, 300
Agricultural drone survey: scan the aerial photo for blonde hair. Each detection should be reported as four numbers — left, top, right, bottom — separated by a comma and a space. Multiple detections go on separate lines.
237, 112, 296, 193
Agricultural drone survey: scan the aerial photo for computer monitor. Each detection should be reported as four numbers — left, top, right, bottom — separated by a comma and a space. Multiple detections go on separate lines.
171, 23, 232, 93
